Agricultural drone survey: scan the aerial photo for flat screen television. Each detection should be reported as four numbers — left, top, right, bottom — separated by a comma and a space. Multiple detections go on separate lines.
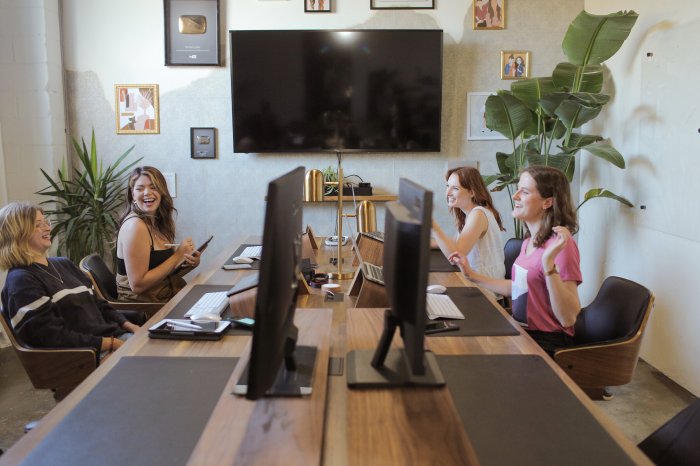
230, 29, 443, 153
233, 166, 318, 399
346, 179, 445, 387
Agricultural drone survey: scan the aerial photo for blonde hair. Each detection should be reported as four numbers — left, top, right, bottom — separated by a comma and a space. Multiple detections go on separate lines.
0, 202, 44, 270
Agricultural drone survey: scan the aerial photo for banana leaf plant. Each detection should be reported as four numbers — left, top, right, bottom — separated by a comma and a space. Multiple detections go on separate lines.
482, 10, 638, 237
36, 129, 141, 265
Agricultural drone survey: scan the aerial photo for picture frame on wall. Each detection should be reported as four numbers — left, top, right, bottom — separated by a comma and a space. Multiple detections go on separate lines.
473, 0, 505, 30
190, 127, 217, 159
305, 0, 331, 12
164, 0, 221, 66
115, 84, 160, 134
500, 51, 530, 79
467, 92, 507, 141
370, 0, 434, 9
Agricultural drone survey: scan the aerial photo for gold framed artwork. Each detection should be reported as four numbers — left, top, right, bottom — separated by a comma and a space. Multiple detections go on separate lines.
473, 0, 505, 29
500, 51, 530, 80
305, 0, 331, 12
115, 84, 160, 134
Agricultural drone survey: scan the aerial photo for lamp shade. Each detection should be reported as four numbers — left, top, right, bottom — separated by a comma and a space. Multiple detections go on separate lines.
356, 200, 377, 233
303, 169, 324, 202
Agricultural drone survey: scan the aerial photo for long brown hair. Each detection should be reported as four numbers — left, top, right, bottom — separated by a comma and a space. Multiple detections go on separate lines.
521, 166, 578, 248
446, 167, 505, 232
120, 166, 177, 242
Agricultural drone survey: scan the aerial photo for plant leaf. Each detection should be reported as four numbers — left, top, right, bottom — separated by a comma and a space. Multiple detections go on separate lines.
579, 142, 626, 168
510, 77, 558, 112
485, 93, 534, 140
552, 63, 604, 92
562, 10, 639, 65
578, 188, 634, 209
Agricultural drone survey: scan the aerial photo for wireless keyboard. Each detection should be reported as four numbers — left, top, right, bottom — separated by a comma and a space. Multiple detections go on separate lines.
240, 245, 262, 258
184, 291, 229, 318
362, 262, 384, 286
426, 294, 465, 320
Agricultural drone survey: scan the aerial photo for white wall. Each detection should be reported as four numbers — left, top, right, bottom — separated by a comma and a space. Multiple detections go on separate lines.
582, 0, 700, 395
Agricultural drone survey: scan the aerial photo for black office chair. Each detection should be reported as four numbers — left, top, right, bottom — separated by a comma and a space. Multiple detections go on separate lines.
638, 397, 700, 466
554, 276, 654, 398
500, 238, 523, 310
79, 253, 162, 318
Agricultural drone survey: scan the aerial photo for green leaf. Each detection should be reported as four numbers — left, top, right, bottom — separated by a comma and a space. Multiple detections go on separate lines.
510, 77, 558, 112
485, 93, 534, 140
552, 63, 604, 93
567, 133, 603, 148
562, 10, 639, 65
579, 142, 626, 168
578, 188, 634, 209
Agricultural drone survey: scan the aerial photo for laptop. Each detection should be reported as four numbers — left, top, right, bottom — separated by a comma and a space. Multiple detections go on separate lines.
347, 219, 385, 287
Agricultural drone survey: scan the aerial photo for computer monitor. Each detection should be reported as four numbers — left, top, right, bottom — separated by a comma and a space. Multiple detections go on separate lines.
233, 166, 318, 399
346, 178, 445, 388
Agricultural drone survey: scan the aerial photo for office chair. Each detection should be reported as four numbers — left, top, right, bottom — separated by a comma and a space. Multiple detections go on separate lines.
638, 397, 700, 466
0, 304, 97, 401
79, 253, 162, 318
554, 276, 654, 399
500, 238, 523, 310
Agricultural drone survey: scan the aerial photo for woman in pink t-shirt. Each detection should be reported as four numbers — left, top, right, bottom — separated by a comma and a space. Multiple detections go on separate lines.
453, 166, 582, 355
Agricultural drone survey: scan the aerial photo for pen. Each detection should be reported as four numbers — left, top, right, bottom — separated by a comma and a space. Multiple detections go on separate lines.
166, 319, 202, 330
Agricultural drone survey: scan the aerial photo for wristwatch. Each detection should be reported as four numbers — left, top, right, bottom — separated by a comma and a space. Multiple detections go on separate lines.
544, 264, 559, 276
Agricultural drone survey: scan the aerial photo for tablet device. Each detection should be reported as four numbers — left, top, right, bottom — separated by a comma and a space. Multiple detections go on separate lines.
148, 319, 231, 340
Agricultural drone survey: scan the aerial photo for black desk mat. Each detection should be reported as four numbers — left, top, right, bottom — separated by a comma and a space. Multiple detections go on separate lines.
165, 284, 252, 336
429, 249, 459, 272
437, 355, 636, 466
20, 356, 238, 466
224, 243, 262, 270
426, 287, 519, 337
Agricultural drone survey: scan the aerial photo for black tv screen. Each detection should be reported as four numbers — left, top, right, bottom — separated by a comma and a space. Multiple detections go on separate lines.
230, 29, 443, 153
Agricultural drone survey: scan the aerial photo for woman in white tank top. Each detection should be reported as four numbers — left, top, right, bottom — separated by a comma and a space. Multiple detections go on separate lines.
432, 167, 506, 279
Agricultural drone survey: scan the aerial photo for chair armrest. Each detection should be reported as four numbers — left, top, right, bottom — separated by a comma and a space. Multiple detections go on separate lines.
107, 300, 162, 318
15, 345, 97, 390
118, 310, 147, 326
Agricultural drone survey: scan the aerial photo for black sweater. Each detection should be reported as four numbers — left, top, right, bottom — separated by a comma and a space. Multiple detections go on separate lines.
1, 257, 126, 353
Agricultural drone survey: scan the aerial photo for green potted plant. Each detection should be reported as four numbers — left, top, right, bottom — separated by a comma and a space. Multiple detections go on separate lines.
483, 9, 638, 237
36, 129, 142, 264
322, 165, 339, 196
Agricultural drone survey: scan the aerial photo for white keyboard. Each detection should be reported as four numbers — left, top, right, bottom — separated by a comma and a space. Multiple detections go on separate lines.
240, 245, 262, 258
426, 294, 465, 320
184, 292, 229, 318
362, 262, 384, 286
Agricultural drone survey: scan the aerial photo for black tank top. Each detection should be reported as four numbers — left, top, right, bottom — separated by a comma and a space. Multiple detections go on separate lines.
117, 218, 174, 275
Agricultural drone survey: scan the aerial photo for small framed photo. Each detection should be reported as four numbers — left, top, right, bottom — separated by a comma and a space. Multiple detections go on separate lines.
190, 127, 217, 159
305, 0, 331, 12
164, 0, 221, 66
115, 84, 160, 134
370, 0, 434, 9
500, 51, 530, 80
473, 0, 505, 30
467, 92, 507, 141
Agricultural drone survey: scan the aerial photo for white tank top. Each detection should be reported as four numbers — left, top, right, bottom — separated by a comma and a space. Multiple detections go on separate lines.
463, 206, 505, 279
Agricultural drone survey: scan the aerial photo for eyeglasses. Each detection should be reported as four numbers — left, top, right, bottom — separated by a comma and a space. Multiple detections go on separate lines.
35, 218, 52, 229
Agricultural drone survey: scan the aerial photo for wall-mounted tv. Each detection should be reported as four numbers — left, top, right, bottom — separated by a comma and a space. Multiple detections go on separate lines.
230, 29, 443, 153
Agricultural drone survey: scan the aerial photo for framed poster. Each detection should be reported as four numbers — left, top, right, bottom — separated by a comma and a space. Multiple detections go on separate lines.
467, 92, 507, 141
473, 0, 505, 29
190, 127, 216, 159
305, 0, 331, 12
501, 51, 530, 79
370, 0, 434, 9
164, 0, 221, 66
115, 84, 160, 134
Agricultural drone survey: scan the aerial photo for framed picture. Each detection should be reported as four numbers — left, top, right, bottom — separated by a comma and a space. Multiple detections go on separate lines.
370, 0, 434, 9
467, 92, 507, 141
473, 0, 505, 30
164, 0, 221, 66
305, 0, 331, 12
500, 51, 530, 80
190, 127, 216, 159
115, 84, 160, 134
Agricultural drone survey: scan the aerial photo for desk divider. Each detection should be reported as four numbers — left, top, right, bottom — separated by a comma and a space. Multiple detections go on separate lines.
20, 357, 237, 466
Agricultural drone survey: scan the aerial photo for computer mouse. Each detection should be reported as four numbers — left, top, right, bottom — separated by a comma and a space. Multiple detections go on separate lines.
426, 284, 447, 294
232, 257, 254, 264
191, 314, 222, 322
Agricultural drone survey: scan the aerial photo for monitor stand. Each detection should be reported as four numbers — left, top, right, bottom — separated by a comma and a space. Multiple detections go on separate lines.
233, 345, 318, 396
346, 311, 445, 388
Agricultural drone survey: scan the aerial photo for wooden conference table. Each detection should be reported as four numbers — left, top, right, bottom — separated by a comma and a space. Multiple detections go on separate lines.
1, 237, 651, 466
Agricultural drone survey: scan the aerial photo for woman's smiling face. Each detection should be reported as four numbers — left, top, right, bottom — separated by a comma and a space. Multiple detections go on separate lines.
132, 174, 161, 214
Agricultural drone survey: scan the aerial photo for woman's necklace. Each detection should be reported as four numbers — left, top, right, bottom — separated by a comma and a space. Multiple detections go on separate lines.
32, 261, 64, 284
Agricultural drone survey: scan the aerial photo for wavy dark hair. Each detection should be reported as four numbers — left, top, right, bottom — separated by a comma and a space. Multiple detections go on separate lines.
521, 166, 578, 248
446, 166, 505, 233
120, 166, 177, 242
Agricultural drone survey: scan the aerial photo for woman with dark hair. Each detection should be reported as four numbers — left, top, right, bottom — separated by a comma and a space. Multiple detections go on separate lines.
432, 166, 506, 280
0, 202, 138, 358
116, 166, 199, 302
454, 166, 582, 355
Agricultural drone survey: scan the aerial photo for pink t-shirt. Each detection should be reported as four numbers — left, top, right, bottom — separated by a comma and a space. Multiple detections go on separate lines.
511, 235, 582, 335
